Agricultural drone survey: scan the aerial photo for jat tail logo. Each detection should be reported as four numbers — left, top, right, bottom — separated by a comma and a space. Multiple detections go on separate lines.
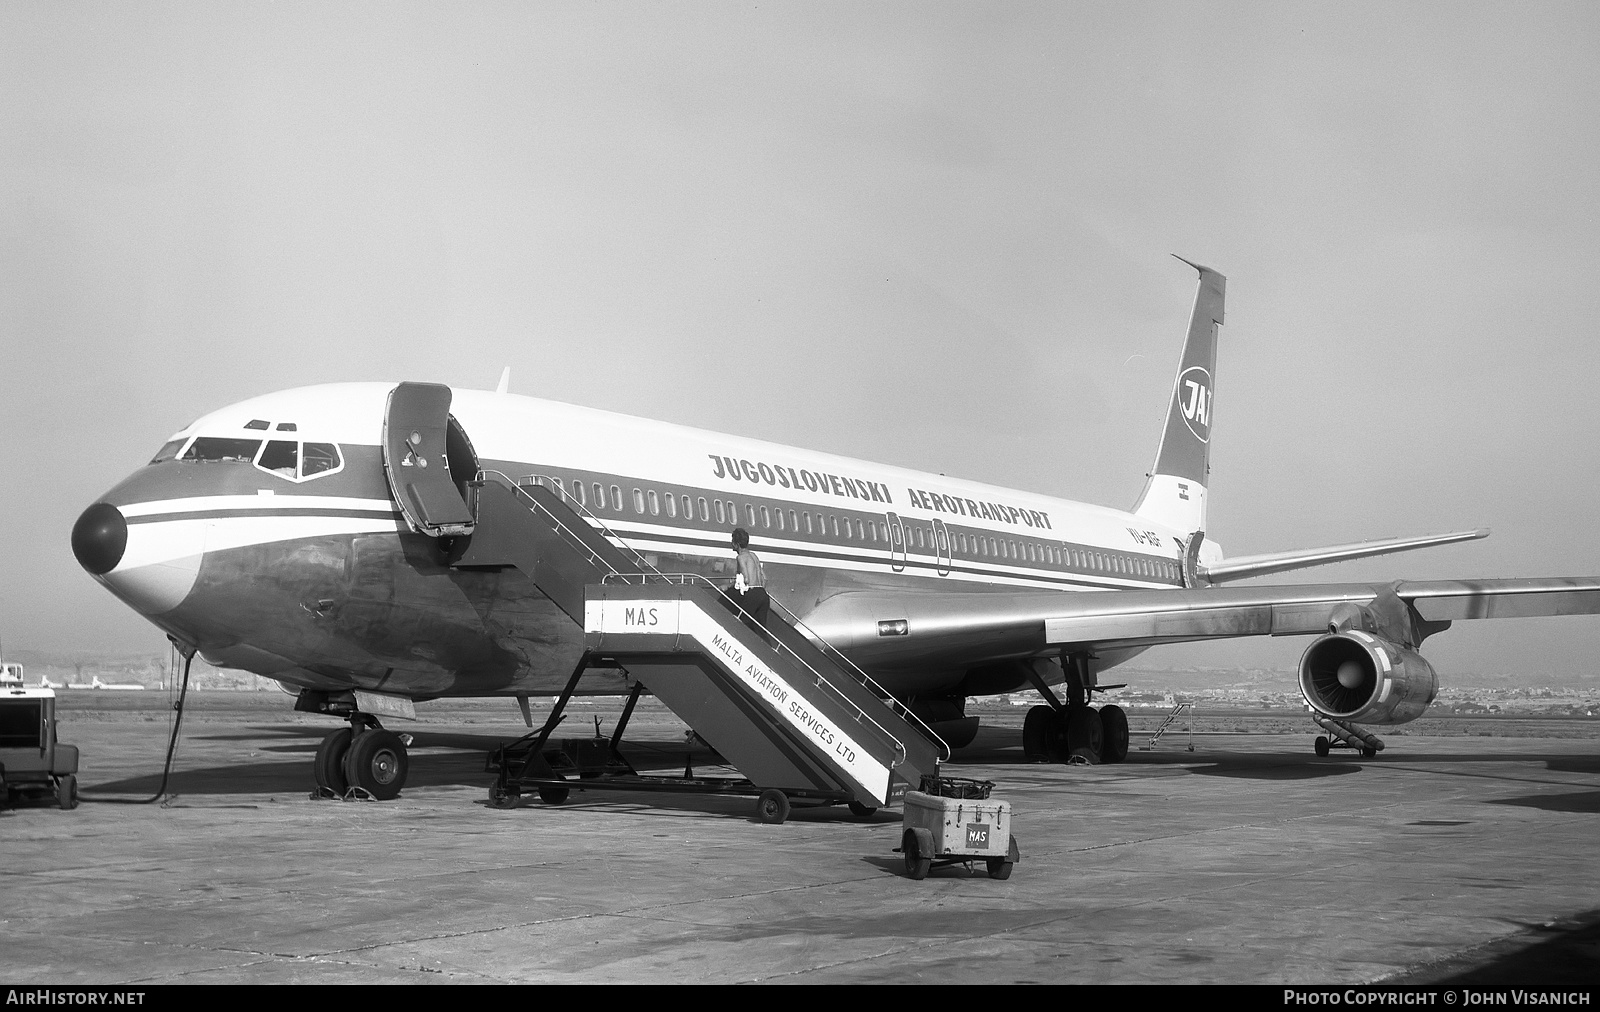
1177, 366, 1212, 443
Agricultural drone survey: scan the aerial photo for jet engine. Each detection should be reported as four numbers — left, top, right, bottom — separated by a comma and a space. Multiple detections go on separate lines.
1297, 630, 1438, 725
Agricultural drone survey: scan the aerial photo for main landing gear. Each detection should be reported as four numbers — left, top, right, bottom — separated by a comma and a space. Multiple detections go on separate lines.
312, 715, 412, 801
1021, 652, 1130, 766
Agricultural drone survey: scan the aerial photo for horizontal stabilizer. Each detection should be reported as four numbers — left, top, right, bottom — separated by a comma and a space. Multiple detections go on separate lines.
1202, 529, 1490, 584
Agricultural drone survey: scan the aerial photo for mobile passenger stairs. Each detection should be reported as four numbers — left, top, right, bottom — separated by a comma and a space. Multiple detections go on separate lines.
450, 476, 947, 822
381, 380, 947, 822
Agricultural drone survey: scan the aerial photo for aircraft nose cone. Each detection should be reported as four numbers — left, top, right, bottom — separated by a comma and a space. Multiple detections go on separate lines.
72, 502, 127, 575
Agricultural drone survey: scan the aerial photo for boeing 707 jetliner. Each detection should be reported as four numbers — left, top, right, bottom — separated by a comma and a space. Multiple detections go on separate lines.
70, 260, 1600, 799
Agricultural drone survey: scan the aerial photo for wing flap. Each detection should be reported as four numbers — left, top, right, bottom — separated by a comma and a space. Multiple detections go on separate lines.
1400, 578, 1600, 622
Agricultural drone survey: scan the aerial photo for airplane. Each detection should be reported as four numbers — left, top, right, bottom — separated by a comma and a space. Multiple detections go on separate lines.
68, 258, 1600, 799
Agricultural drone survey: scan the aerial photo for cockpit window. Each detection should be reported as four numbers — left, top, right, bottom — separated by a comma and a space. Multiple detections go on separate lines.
148, 439, 186, 464
257, 440, 298, 476
183, 437, 262, 463
301, 443, 342, 476
250, 440, 343, 481
244, 419, 270, 430
275, 422, 297, 431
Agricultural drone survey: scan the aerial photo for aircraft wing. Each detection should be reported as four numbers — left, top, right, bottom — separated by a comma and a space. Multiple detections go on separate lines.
803, 577, 1600, 671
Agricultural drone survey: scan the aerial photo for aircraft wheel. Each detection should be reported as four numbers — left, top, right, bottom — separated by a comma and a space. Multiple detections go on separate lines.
314, 727, 354, 793
1361, 746, 1378, 758
756, 789, 790, 825
56, 774, 77, 811
1098, 704, 1130, 764
1022, 705, 1056, 763
847, 800, 877, 819
1314, 736, 1330, 757
902, 829, 931, 880
342, 729, 408, 801
1064, 707, 1103, 763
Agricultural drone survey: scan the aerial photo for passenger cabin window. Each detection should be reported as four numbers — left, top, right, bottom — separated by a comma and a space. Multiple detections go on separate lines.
646, 489, 659, 515
572, 481, 585, 506
664, 493, 676, 518
610, 486, 623, 512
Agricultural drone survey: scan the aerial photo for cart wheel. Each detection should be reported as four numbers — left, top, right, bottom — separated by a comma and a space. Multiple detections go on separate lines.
1314, 735, 1330, 757
847, 800, 877, 819
987, 835, 1019, 880
756, 789, 790, 824
56, 774, 77, 811
902, 829, 930, 880
537, 786, 569, 805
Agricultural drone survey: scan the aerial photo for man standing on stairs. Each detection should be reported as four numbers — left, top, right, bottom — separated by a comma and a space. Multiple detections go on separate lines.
728, 528, 771, 641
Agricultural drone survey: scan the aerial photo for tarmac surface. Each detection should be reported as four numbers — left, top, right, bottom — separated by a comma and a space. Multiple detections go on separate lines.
3, 692, 1598, 985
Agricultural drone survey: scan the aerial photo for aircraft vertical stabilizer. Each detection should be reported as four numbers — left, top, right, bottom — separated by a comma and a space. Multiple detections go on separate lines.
1132, 257, 1225, 536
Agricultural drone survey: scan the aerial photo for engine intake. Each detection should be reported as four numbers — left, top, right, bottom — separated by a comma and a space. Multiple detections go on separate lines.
1298, 631, 1437, 725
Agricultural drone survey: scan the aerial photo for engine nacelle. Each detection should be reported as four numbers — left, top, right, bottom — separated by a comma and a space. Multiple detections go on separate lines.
1298, 630, 1438, 725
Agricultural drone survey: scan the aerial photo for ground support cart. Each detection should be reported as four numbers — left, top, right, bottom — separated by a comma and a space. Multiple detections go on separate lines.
898, 778, 1016, 880
0, 687, 79, 810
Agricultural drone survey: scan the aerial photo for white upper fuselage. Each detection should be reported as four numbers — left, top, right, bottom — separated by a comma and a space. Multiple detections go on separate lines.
79, 381, 1222, 698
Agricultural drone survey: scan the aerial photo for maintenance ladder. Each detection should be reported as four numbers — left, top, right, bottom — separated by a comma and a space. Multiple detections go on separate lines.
452, 474, 947, 819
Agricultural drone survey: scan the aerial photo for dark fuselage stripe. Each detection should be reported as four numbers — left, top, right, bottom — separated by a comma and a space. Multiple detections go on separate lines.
126, 507, 403, 525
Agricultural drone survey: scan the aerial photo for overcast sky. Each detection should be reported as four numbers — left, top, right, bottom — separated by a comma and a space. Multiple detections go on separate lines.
3, 2, 1598, 682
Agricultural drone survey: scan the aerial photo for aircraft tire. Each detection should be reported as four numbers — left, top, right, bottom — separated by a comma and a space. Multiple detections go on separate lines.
1022, 706, 1056, 763
1361, 746, 1378, 758
343, 729, 408, 801
1099, 705, 1130, 764
1064, 707, 1103, 764
847, 800, 877, 819
537, 786, 569, 805
756, 789, 790, 825
314, 727, 353, 794
1314, 736, 1330, 757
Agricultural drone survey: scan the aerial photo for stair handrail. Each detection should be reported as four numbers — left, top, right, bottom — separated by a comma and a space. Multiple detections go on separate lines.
474, 470, 674, 585
601, 570, 949, 764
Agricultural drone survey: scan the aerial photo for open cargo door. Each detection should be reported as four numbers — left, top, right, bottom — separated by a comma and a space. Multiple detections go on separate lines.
383, 382, 478, 538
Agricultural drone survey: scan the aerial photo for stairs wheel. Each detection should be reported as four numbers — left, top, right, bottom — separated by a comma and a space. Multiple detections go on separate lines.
756, 789, 790, 824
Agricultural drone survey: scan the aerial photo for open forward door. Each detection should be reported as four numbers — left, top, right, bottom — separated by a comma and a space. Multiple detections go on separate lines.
383, 382, 478, 538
